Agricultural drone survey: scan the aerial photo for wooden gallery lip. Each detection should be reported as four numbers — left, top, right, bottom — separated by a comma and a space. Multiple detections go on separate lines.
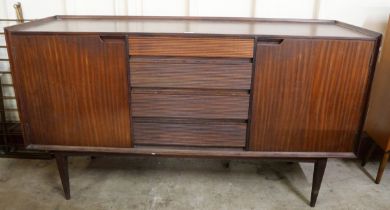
5, 16, 381, 207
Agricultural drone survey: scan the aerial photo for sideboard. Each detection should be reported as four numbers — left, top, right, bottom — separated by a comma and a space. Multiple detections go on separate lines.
5, 16, 381, 207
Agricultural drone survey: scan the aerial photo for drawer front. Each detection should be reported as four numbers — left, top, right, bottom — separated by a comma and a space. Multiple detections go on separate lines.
130, 60, 252, 89
133, 120, 247, 147
128, 36, 254, 58
132, 90, 249, 119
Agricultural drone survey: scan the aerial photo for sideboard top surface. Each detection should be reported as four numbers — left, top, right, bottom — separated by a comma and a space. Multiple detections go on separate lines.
6, 15, 379, 39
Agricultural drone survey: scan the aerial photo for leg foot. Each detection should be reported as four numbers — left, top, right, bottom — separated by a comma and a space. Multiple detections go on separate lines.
310, 158, 327, 207
375, 152, 389, 184
362, 141, 376, 167
55, 153, 70, 200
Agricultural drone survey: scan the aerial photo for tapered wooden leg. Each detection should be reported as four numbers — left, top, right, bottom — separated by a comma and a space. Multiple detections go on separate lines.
310, 158, 327, 207
375, 152, 389, 184
361, 141, 376, 167
55, 153, 70, 200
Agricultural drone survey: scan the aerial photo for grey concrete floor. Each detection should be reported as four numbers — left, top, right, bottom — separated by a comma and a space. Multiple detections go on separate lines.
0, 156, 389, 210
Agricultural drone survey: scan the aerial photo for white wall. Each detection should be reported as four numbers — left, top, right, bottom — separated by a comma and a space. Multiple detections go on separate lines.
1, 0, 389, 32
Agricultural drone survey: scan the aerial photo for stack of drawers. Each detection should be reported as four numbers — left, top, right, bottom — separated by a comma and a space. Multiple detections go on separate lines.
129, 36, 254, 148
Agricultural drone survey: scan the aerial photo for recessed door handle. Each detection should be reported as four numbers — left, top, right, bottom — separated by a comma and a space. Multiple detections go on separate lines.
257, 38, 284, 45
99, 35, 126, 43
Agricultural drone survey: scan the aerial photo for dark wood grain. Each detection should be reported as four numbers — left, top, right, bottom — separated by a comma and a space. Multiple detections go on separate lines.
9, 35, 132, 147
130, 57, 252, 89
55, 153, 70, 200
129, 36, 254, 58
133, 119, 246, 147
249, 38, 375, 152
310, 158, 327, 207
130, 56, 252, 64
5, 16, 380, 40
132, 89, 249, 120
28, 144, 356, 158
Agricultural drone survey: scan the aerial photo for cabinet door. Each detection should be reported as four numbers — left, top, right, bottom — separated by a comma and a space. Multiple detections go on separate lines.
9, 35, 131, 147
249, 38, 374, 152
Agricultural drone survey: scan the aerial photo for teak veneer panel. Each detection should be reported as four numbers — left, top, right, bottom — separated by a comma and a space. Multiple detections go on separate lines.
133, 120, 246, 147
4, 16, 381, 156
250, 38, 375, 152
132, 90, 249, 120
7, 16, 378, 40
9, 35, 132, 147
128, 36, 254, 58
130, 59, 252, 89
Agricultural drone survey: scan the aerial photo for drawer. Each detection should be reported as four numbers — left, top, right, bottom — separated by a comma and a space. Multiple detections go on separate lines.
133, 119, 247, 147
131, 89, 249, 119
128, 36, 254, 58
130, 57, 253, 89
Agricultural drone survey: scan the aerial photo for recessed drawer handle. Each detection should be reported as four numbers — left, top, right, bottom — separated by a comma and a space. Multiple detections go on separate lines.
257, 39, 284, 45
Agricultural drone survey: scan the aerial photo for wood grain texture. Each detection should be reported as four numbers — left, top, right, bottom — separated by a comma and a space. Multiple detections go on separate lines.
365, 17, 390, 151
6, 16, 380, 40
132, 89, 249, 119
130, 57, 252, 89
250, 38, 374, 152
129, 36, 254, 58
28, 144, 356, 158
9, 35, 132, 147
133, 119, 246, 147
310, 158, 327, 207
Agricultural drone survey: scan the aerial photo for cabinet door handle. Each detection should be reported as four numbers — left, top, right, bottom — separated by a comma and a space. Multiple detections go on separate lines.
257, 38, 284, 45
99, 35, 126, 43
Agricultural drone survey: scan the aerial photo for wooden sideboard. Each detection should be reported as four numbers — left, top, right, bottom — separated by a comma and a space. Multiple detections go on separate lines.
5, 16, 381, 207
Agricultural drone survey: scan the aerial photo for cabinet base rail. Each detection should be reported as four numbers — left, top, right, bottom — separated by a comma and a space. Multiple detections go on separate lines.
54, 152, 327, 207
